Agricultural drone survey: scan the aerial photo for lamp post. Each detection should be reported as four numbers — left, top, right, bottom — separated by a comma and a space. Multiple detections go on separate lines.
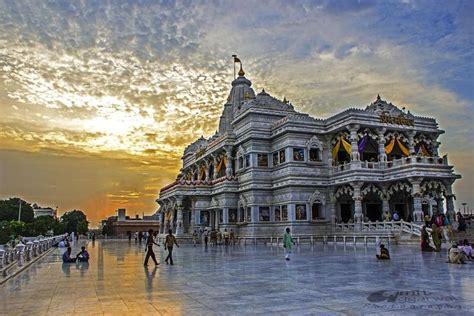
462, 202, 467, 215
18, 199, 22, 222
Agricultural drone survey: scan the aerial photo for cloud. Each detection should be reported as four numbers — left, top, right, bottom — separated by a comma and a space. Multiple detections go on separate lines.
0, 1, 472, 221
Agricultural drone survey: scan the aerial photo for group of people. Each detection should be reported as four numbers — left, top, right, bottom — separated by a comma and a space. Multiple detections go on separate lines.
197, 228, 236, 247
143, 229, 179, 266
62, 246, 89, 263
447, 240, 473, 264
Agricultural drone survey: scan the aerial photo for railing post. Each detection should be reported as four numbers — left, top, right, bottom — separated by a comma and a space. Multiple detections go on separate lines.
26, 241, 33, 261
0, 248, 4, 269
16, 242, 25, 267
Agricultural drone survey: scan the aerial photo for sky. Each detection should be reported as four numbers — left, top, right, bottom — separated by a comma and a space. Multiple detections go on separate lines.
0, 0, 472, 226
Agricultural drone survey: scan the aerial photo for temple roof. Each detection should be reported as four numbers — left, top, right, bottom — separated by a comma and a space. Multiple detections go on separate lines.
365, 95, 414, 117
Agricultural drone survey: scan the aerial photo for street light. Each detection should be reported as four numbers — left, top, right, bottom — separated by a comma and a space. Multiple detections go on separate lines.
462, 202, 467, 215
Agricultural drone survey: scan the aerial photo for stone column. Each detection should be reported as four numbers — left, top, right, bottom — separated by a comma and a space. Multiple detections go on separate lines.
225, 146, 233, 177
328, 193, 336, 224
410, 178, 423, 223
382, 199, 390, 216
223, 208, 229, 224
408, 131, 416, 155
176, 197, 184, 235
347, 125, 360, 162
445, 182, 455, 222
352, 182, 363, 229
376, 128, 387, 162
190, 198, 196, 232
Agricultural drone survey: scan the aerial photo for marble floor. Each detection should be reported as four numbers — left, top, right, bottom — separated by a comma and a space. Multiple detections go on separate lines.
0, 240, 473, 315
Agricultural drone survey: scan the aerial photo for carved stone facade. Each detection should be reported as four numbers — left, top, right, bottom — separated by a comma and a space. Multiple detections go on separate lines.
157, 69, 460, 236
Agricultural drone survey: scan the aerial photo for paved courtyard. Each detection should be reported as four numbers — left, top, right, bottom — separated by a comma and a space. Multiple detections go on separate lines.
1, 240, 473, 315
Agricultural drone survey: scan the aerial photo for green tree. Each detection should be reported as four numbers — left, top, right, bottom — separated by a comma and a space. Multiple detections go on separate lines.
0, 221, 13, 244
61, 210, 89, 234
0, 198, 34, 223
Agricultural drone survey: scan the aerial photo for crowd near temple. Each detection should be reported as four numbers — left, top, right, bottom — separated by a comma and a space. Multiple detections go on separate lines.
155, 63, 460, 238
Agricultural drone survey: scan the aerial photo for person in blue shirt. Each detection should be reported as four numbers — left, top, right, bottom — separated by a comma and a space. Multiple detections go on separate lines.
76, 246, 89, 262
62, 247, 76, 263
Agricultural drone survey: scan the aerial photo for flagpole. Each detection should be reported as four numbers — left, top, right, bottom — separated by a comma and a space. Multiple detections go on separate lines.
232, 54, 237, 79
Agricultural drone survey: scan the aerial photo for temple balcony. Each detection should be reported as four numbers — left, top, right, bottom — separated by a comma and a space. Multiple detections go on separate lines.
158, 176, 239, 199
330, 155, 459, 182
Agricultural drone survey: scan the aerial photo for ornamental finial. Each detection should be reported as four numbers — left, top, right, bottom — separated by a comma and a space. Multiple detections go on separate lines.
238, 63, 245, 76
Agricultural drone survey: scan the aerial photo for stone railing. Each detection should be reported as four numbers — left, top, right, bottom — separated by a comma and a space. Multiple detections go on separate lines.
160, 176, 239, 193
0, 234, 66, 278
335, 220, 431, 237
331, 155, 447, 173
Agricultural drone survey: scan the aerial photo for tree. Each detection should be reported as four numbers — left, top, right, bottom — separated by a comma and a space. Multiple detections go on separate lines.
26, 216, 65, 236
61, 210, 89, 234
0, 198, 34, 223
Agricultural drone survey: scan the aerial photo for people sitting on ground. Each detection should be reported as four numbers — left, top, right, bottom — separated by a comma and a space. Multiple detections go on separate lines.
58, 239, 66, 248
421, 226, 436, 252
376, 244, 390, 260
76, 246, 90, 262
447, 241, 466, 264
462, 239, 472, 260
62, 247, 77, 263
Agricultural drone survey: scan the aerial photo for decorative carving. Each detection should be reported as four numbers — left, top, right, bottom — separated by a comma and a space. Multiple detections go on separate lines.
386, 182, 412, 198
308, 190, 326, 205
361, 184, 384, 199
335, 185, 354, 198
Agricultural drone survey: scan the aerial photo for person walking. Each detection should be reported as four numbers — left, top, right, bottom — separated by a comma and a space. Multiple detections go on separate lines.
192, 230, 198, 247
283, 227, 294, 261
144, 229, 160, 266
165, 229, 179, 265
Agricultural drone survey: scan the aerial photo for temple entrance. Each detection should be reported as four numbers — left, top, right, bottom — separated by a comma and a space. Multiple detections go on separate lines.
394, 204, 406, 220
366, 204, 382, 222
362, 190, 382, 222
340, 203, 352, 223
312, 203, 323, 220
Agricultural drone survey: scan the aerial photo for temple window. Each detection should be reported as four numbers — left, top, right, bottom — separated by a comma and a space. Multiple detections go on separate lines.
259, 207, 270, 221
385, 135, 409, 161
238, 156, 244, 169
274, 205, 288, 221
293, 148, 305, 161
296, 204, 307, 220
332, 137, 351, 164
309, 148, 322, 161
245, 207, 252, 222
279, 149, 286, 163
312, 202, 323, 220
229, 209, 237, 223
358, 134, 379, 162
245, 154, 250, 167
218, 209, 223, 223
257, 153, 268, 167
273, 152, 279, 166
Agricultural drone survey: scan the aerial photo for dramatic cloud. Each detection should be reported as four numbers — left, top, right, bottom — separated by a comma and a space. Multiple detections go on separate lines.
0, 1, 472, 224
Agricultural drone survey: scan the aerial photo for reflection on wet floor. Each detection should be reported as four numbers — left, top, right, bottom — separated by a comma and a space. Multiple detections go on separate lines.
1, 240, 473, 315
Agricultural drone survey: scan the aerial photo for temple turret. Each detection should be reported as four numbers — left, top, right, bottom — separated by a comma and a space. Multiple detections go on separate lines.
218, 64, 255, 133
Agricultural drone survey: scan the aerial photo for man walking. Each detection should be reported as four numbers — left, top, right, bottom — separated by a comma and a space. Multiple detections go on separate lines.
165, 229, 179, 265
283, 227, 294, 261
144, 229, 160, 266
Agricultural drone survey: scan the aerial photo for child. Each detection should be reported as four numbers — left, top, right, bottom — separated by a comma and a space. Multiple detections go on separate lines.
283, 227, 294, 261
376, 244, 390, 260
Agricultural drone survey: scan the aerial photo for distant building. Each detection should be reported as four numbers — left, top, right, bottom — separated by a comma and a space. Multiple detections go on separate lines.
103, 209, 160, 236
33, 206, 57, 218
